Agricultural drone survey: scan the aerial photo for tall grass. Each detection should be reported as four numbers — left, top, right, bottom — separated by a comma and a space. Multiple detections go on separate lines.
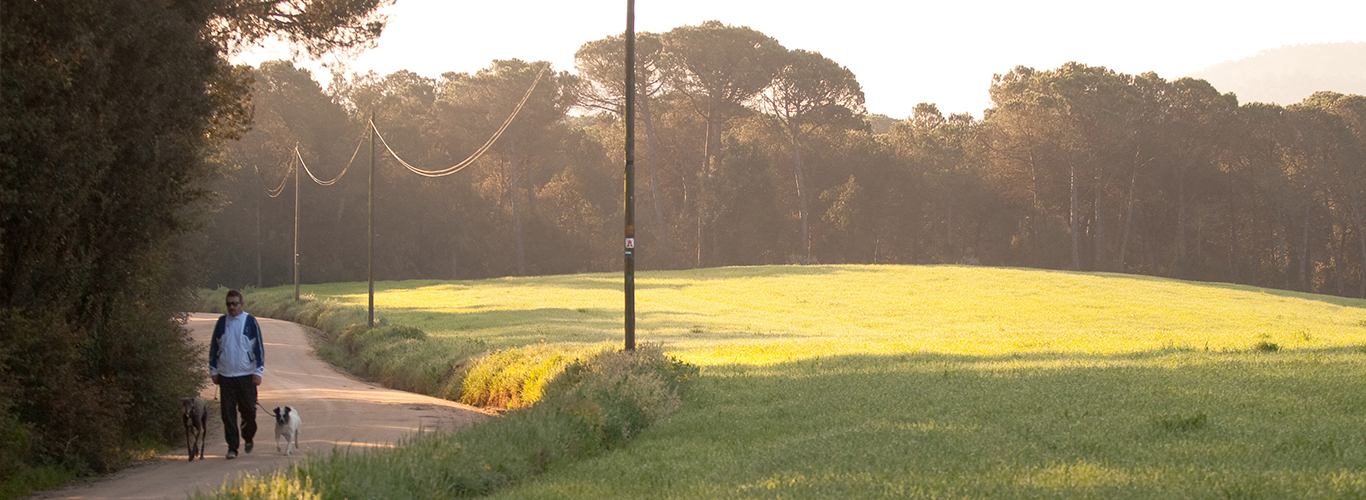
197, 346, 697, 500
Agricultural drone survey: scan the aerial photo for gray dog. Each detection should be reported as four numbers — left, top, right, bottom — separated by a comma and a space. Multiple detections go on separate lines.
181, 397, 207, 461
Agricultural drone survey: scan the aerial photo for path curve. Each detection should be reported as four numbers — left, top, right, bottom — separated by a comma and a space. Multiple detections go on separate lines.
31, 313, 491, 500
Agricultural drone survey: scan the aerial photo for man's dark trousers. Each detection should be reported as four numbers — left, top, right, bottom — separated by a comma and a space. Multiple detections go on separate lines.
219, 375, 258, 453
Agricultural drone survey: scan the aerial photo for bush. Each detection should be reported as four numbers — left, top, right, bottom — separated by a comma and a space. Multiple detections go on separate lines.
0, 391, 34, 488
459, 344, 596, 409
541, 344, 698, 446
0, 302, 201, 482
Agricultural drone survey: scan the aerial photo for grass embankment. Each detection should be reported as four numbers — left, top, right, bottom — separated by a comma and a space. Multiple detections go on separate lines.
195, 284, 697, 499
196, 345, 695, 499
210, 265, 1366, 498
195, 288, 607, 409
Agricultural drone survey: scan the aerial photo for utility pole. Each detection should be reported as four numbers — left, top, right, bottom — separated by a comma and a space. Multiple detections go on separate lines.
623, 0, 636, 351
293, 150, 300, 301
368, 111, 376, 329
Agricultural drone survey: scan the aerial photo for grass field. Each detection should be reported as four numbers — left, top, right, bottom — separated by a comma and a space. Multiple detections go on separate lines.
286, 265, 1365, 364
243, 265, 1366, 498
494, 350, 1366, 499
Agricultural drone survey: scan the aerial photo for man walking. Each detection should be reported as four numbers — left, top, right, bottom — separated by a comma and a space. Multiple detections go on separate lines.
209, 289, 265, 459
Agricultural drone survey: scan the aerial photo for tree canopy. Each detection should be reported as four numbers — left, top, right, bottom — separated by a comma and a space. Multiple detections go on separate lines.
0, 0, 387, 483
203, 22, 1366, 305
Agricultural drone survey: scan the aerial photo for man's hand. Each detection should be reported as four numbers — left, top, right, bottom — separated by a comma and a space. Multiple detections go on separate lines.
252, 374, 262, 386
212, 374, 221, 385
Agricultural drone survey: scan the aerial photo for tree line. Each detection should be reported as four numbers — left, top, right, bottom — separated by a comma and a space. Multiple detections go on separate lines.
208, 21, 1366, 300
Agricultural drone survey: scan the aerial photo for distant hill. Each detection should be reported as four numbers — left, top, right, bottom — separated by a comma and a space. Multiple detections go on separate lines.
1189, 42, 1366, 106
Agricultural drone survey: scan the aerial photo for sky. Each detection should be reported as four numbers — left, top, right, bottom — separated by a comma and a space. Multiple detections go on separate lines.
235, 0, 1366, 119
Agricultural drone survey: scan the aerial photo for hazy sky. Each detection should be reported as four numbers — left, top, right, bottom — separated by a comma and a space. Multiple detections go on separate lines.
236, 0, 1365, 119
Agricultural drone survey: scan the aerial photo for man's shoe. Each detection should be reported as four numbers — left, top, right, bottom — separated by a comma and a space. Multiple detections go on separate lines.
245, 441, 253, 454
226, 450, 237, 460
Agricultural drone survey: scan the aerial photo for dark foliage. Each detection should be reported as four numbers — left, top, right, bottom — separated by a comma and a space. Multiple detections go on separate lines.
0, 0, 386, 487
201, 23, 1366, 300
1, 0, 224, 476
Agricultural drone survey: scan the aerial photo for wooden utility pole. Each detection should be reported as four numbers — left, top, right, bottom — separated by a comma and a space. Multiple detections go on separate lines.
623, 0, 636, 351
368, 111, 376, 328
293, 151, 300, 301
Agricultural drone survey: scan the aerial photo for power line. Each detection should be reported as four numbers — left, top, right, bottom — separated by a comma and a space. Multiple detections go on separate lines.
295, 134, 365, 186
372, 63, 550, 178
255, 160, 294, 198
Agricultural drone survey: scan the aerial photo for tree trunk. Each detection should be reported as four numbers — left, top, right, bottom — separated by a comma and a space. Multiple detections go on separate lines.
1028, 147, 1042, 263
1354, 202, 1366, 298
511, 136, 525, 277
641, 96, 668, 241
1298, 201, 1311, 290
696, 99, 719, 268
255, 204, 262, 288
1247, 163, 1261, 285
1227, 175, 1238, 283
946, 206, 954, 261
1069, 162, 1081, 271
1119, 167, 1137, 270
1335, 212, 1347, 296
1275, 207, 1289, 289
1093, 162, 1107, 271
1175, 162, 1188, 275
789, 125, 810, 260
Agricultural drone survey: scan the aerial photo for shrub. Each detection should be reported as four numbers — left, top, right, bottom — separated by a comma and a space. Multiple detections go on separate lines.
0, 301, 201, 481
541, 345, 698, 446
459, 344, 594, 409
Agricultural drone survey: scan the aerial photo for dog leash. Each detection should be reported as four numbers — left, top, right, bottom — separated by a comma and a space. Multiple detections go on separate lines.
256, 401, 273, 415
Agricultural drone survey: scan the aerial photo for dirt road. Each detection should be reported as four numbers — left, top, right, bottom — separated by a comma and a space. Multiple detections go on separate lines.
32, 313, 491, 500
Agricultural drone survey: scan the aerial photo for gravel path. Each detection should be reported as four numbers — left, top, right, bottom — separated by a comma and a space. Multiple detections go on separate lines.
30, 313, 490, 500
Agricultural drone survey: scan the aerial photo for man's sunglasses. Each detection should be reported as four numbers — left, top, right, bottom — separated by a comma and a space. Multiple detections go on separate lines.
226, 301, 241, 306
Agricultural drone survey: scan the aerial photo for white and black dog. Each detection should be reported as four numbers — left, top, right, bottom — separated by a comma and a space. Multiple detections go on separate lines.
181, 397, 207, 461
272, 406, 302, 455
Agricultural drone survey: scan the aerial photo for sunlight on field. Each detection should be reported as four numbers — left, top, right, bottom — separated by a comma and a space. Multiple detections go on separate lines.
297, 265, 1366, 367
488, 345, 1366, 499
220, 265, 1366, 499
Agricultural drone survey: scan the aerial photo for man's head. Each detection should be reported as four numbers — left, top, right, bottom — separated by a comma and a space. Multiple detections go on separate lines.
226, 289, 244, 317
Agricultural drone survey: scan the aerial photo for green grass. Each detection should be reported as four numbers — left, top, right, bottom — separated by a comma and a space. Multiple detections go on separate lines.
0, 465, 78, 500
240, 265, 1366, 365
495, 349, 1366, 498
209, 265, 1366, 498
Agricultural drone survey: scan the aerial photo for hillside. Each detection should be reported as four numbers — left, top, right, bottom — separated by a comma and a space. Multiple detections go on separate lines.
1190, 41, 1366, 105
241, 265, 1366, 365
